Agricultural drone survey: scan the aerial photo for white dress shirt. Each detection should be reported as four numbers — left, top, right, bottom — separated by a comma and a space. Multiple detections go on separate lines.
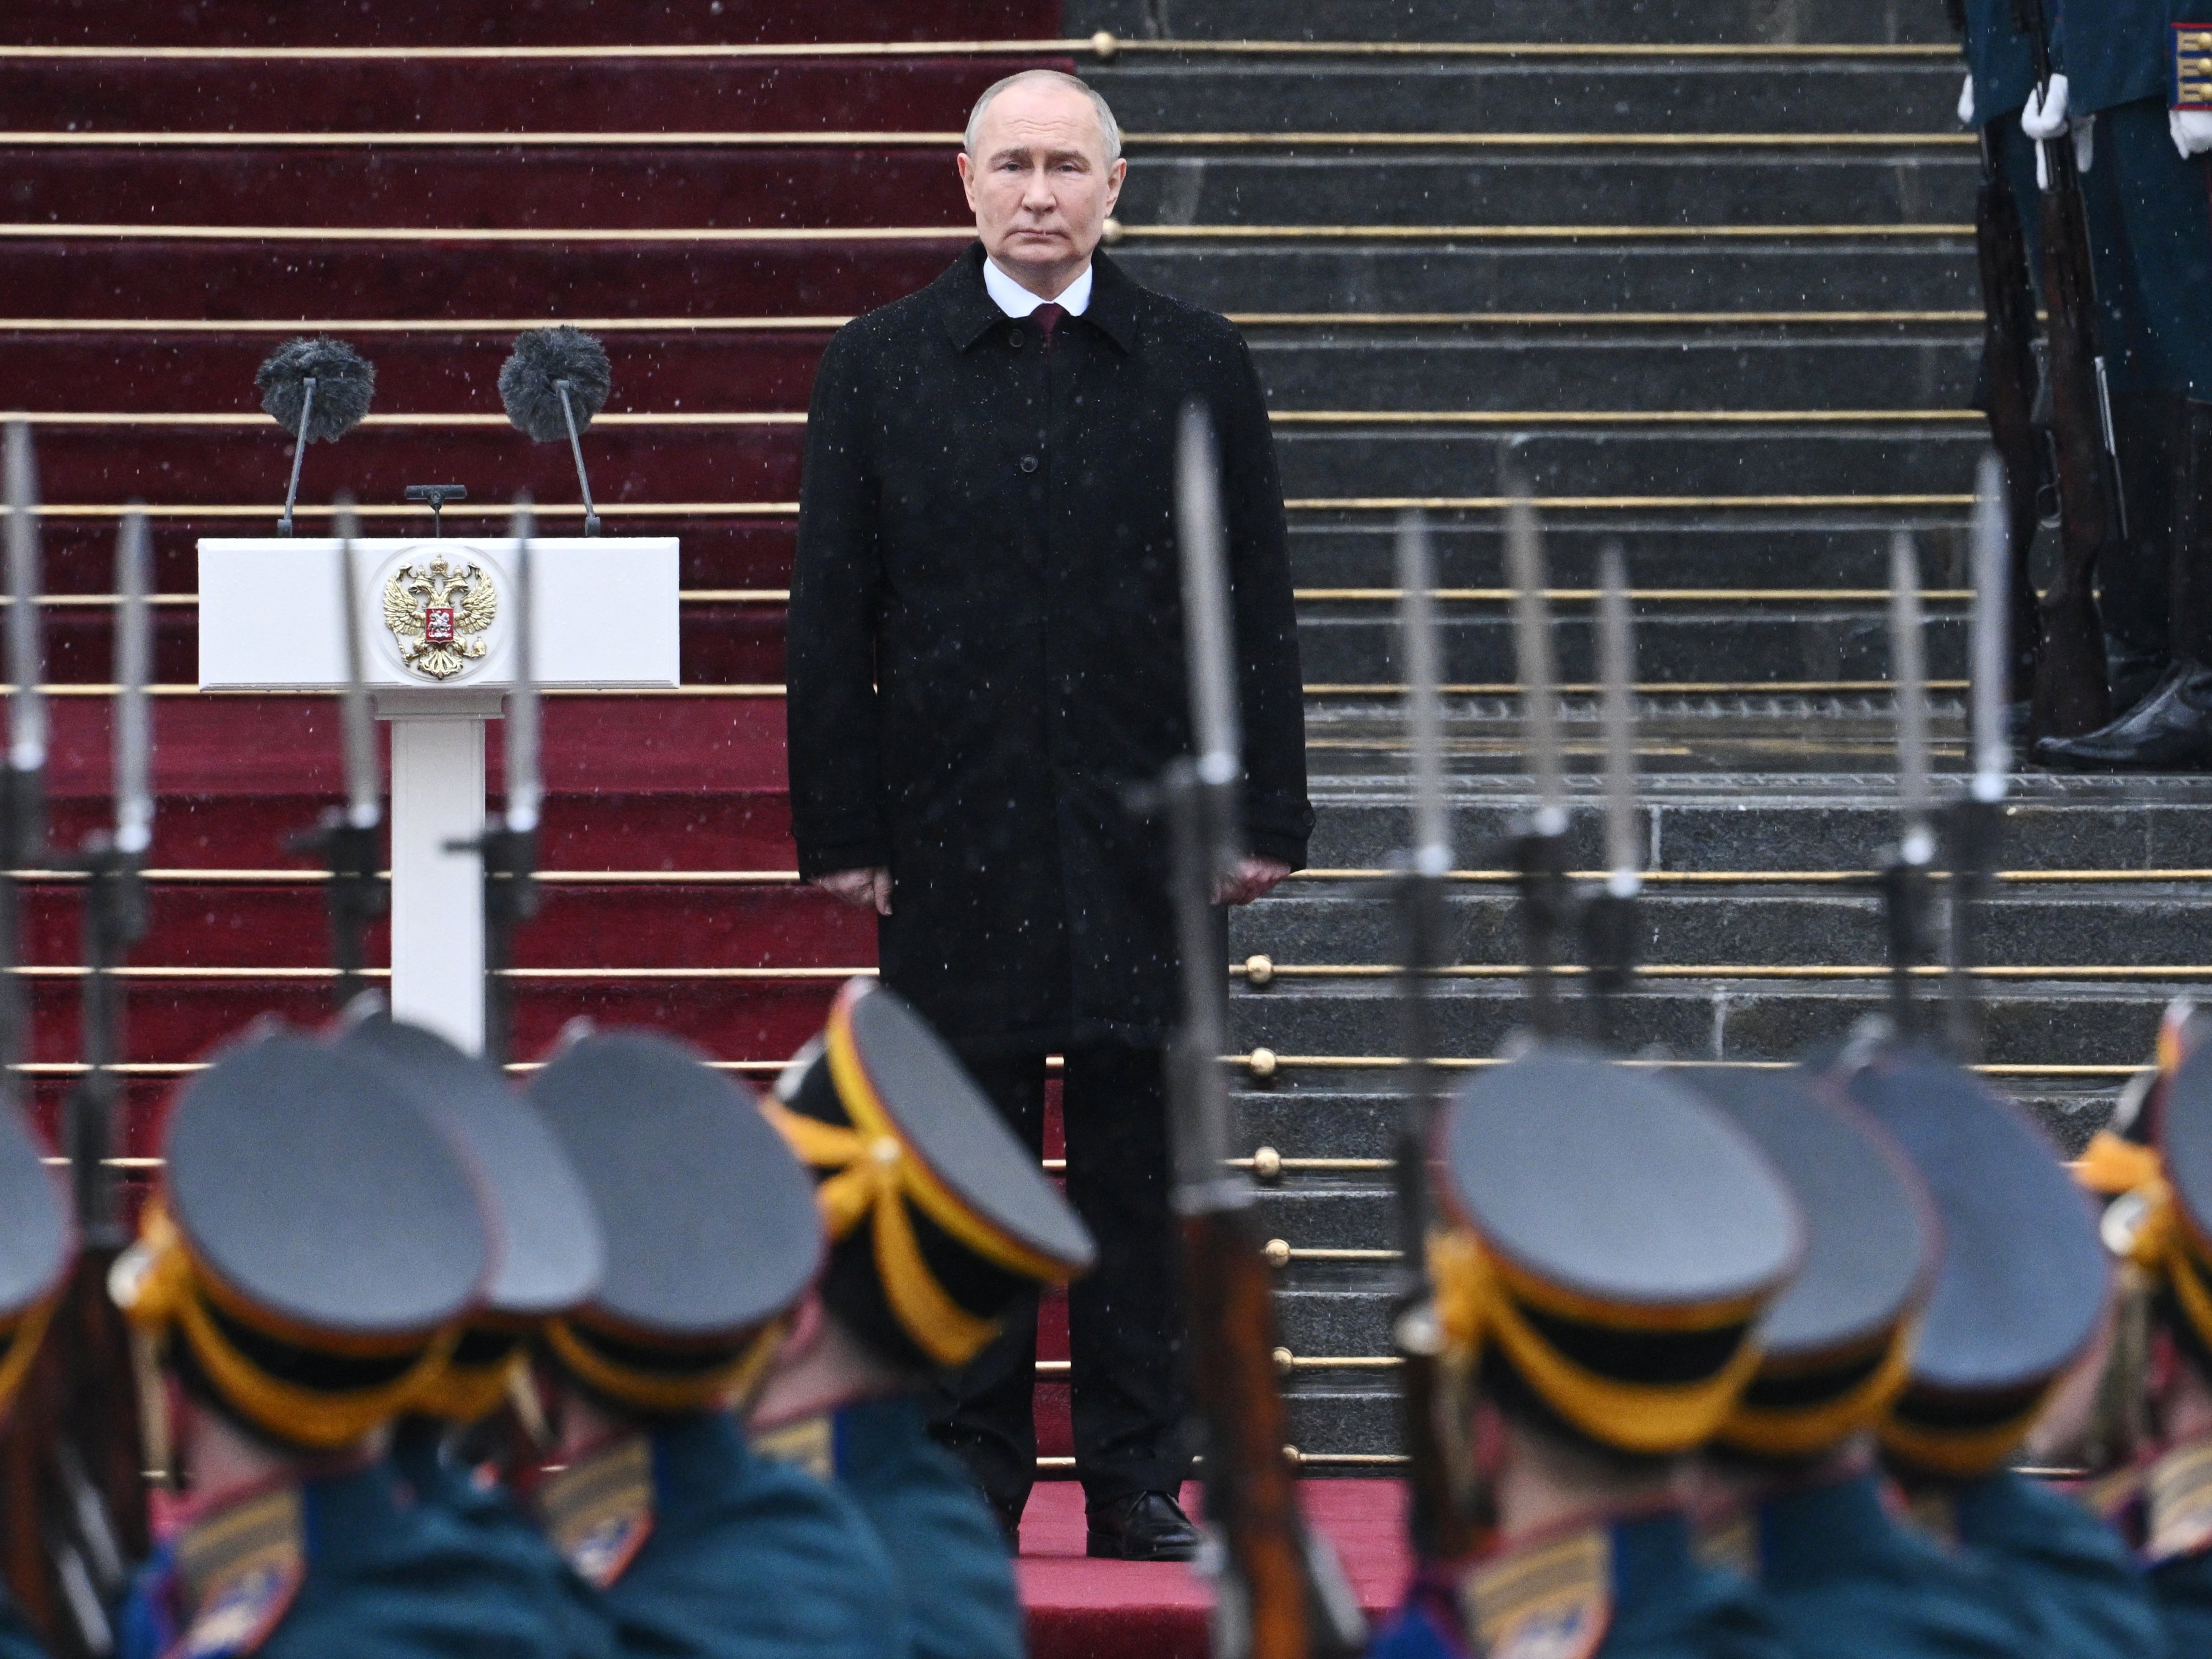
982, 257, 1094, 319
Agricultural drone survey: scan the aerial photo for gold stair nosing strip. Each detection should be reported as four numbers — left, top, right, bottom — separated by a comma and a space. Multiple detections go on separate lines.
0, 40, 1963, 63
0, 310, 1986, 331
0, 587, 1985, 605
25, 494, 1980, 519
0, 221, 1974, 244
7, 1059, 2141, 1081
0, 129, 1975, 149
0, 410, 1980, 429
18, 963, 2197, 986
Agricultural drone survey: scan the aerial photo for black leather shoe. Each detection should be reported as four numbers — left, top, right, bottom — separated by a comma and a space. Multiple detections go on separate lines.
2035, 661, 2212, 770
1086, 1490, 1201, 1561
2105, 639, 2171, 719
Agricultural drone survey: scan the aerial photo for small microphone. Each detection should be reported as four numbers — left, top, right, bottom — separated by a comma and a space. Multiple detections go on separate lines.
498, 327, 611, 536
255, 337, 375, 537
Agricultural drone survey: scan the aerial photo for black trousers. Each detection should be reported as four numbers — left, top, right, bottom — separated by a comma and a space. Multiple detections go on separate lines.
926, 1039, 1190, 1514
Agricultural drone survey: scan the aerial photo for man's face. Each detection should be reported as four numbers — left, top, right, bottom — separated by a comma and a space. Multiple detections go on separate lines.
956, 80, 1126, 292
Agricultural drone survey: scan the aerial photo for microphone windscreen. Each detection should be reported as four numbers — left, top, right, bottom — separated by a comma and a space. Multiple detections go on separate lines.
255, 336, 376, 441
499, 327, 612, 442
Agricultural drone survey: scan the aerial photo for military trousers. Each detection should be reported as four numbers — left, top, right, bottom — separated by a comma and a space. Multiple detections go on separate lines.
927, 1039, 1191, 1518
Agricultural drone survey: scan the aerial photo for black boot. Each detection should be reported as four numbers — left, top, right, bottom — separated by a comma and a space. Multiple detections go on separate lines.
2039, 399, 2212, 771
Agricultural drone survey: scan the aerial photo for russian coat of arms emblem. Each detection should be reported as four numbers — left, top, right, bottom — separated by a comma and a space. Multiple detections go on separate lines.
383, 556, 497, 679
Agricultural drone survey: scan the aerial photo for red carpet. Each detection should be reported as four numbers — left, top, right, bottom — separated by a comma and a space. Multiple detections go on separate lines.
1017, 1482, 1408, 1659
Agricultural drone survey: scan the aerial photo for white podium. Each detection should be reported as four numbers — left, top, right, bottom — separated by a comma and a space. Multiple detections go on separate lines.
197, 536, 681, 1051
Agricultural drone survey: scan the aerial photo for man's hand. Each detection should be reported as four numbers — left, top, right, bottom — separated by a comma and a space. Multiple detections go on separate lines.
1214, 857, 1292, 907
815, 866, 893, 915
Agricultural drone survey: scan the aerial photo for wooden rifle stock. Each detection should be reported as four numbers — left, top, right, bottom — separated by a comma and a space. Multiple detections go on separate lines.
1971, 128, 2048, 705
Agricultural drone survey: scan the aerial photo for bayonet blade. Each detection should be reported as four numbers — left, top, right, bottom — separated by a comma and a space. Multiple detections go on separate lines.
112, 508, 152, 856
1595, 543, 1640, 896
505, 496, 542, 834
1505, 489, 1565, 834
334, 497, 380, 831
1888, 533, 1934, 865
1177, 404, 1242, 795
4, 422, 45, 779
1969, 455, 2012, 802
1395, 511, 1449, 878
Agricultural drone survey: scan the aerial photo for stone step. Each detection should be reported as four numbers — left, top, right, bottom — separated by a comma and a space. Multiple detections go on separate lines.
1092, 59, 1965, 132
1116, 242, 1975, 311
1295, 606, 1967, 686
1299, 780, 2212, 870
1284, 521, 1974, 588
1226, 977, 2179, 1069
1271, 424, 1981, 497
1114, 151, 1973, 227
1249, 329, 1978, 411
1234, 887, 2212, 970
1070, 0, 1952, 46
1232, 1081, 2112, 1161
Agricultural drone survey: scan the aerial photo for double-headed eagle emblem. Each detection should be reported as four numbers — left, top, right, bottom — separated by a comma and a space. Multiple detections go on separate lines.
383, 556, 497, 680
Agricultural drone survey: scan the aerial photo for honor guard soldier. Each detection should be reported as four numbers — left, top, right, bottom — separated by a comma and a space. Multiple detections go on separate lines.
2031, 0, 2212, 767
1685, 1068, 2038, 1659
2074, 1026, 2212, 1648
0, 1087, 72, 1658
525, 1030, 911, 1659
335, 1014, 613, 1659
748, 979, 1096, 1659
110, 1029, 575, 1659
1368, 1049, 1802, 1659
1839, 1047, 2165, 1659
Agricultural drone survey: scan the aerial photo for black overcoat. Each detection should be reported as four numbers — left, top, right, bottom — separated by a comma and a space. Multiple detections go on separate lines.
787, 244, 1313, 1049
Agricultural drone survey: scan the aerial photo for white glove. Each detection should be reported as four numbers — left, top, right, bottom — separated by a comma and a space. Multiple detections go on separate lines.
2022, 74, 2070, 138
2074, 111, 2096, 172
2175, 107, 2212, 157
1959, 72, 1977, 128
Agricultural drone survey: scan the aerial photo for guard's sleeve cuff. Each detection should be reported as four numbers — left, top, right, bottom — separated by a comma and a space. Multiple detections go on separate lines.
2177, 24, 2212, 108
1246, 826, 1311, 871
796, 838, 892, 882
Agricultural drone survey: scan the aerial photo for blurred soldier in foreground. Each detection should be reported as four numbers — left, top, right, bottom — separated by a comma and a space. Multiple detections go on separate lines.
110, 1031, 573, 1659
1838, 1046, 2165, 1658
525, 1030, 910, 1659
1368, 1049, 1801, 1659
749, 978, 1096, 1656
336, 1014, 612, 1658
2074, 1025, 2212, 1647
2031, 0, 2212, 767
1686, 1067, 2038, 1659
0, 1091, 71, 1659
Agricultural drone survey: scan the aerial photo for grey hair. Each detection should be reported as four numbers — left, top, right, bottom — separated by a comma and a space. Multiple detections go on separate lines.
962, 69, 1122, 164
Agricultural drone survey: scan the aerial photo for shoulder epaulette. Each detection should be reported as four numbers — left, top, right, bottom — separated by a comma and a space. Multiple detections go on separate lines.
1457, 1526, 1611, 1659
2148, 1439, 2212, 1564
749, 1413, 835, 1483
174, 1485, 305, 1659
539, 1433, 655, 1590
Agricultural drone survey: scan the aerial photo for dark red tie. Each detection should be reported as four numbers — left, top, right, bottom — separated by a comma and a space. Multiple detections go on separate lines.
1033, 301, 1066, 346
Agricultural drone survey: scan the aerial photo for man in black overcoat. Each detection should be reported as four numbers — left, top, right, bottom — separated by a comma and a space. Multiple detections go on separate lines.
786, 68, 1312, 1560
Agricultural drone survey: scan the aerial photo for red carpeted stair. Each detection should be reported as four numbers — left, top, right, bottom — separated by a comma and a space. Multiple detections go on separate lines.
2, 8, 1417, 1645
